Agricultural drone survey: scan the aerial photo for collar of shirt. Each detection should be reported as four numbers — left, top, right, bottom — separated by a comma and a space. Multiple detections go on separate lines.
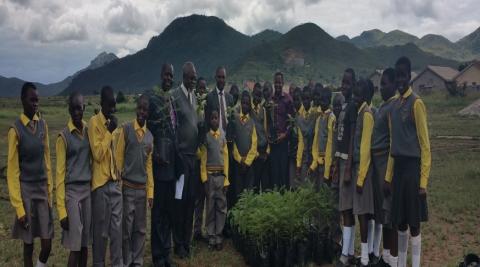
240, 111, 250, 123
210, 129, 221, 139
401, 87, 413, 99
382, 95, 398, 107
98, 110, 109, 127
358, 101, 368, 115
133, 119, 146, 134
319, 108, 331, 116
68, 119, 87, 135
20, 113, 39, 126
181, 83, 191, 99
216, 87, 225, 95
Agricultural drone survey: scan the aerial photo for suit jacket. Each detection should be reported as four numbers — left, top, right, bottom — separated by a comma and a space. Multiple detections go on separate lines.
205, 88, 234, 128
171, 85, 199, 157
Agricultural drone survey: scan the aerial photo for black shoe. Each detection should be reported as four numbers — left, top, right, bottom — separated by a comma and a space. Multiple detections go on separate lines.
175, 246, 188, 259
349, 256, 360, 266
194, 232, 207, 243
376, 257, 390, 267
369, 253, 380, 265
208, 243, 215, 251
215, 243, 223, 251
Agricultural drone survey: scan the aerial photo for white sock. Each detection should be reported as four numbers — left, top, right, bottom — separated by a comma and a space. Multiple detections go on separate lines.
361, 242, 369, 265
373, 223, 383, 257
390, 255, 399, 267
398, 230, 409, 267
411, 234, 422, 267
36, 260, 46, 267
367, 219, 375, 254
342, 226, 352, 257
382, 248, 391, 264
349, 225, 356, 256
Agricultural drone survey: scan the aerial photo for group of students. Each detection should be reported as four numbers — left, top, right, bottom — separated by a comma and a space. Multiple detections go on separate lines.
6, 56, 430, 267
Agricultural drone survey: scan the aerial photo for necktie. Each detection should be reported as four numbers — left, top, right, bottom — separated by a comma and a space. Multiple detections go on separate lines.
219, 91, 227, 131
169, 98, 176, 132
28, 120, 36, 132
188, 91, 192, 106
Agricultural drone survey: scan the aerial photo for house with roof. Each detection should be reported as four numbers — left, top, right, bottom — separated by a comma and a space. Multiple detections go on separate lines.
411, 65, 459, 93
454, 60, 480, 90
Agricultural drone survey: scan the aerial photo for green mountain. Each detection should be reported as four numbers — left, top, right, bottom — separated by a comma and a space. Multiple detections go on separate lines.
232, 24, 457, 85
60, 15, 460, 93
251, 29, 282, 44
457, 27, 480, 55
64, 15, 257, 95
347, 28, 480, 61
336, 35, 350, 42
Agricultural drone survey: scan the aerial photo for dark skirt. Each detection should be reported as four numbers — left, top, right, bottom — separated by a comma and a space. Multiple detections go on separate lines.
391, 157, 429, 228
353, 163, 374, 215
372, 152, 388, 223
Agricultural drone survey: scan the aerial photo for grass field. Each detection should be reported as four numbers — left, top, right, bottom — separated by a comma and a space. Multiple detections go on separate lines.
0, 91, 479, 266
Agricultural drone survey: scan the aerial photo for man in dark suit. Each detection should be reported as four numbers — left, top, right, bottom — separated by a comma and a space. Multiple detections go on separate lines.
147, 63, 177, 267
204, 66, 234, 130
170, 62, 199, 259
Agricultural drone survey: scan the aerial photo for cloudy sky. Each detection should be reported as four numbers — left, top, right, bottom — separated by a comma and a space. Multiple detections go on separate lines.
0, 0, 478, 84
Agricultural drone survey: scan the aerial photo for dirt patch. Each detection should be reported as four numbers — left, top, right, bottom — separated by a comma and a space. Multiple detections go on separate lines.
459, 98, 480, 117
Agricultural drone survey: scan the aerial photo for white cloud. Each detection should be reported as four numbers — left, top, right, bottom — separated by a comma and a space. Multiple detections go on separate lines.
0, 0, 479, 83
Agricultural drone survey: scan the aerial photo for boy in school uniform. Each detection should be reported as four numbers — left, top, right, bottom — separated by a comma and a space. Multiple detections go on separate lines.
308, 86, 335, 189
232, 90, 258, 203
115, 95, 154, 267
352, 79, 375, 266
251, 83, 271, 192
385, 57, 430, 267
89, 85, 123, 267
7, 82, 53, 267
56, 92, 91, 267
335, 69, 358, 266
371, 68, 399, 266
294, 86, 317, 187
198, 109, 229, 251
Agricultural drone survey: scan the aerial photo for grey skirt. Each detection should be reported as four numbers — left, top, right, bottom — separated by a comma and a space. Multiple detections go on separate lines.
62, 182, 92, 251
353, 163, 374, 215
372, 152, 388, 223
338, 159, 354, 212
12, 181, 54, 243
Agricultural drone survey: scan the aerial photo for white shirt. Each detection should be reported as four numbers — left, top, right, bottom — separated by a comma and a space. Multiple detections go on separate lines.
216, 87, 228, 129
181, 83, 193, 106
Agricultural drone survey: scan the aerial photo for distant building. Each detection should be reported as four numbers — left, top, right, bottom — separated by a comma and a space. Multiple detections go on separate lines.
411, 65, 459, 93
454, 60, 480, 90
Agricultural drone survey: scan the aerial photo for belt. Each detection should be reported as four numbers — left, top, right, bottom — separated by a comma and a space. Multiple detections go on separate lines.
208, 171, 224, 177
122, 179, 146, 189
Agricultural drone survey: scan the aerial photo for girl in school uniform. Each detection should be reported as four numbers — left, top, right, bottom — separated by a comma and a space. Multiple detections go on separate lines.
7, 82, 53, 267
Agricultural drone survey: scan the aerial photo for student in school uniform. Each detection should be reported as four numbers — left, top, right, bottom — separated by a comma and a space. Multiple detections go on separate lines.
232, 90, 258, 203
251, 83, 271, 192
198, 109, 229, 251
294, 86, 317, 187
385, 57, 430, 267
352, 79, 375, 266
7, 82, 53, 267
89, 85, 123, 267
287, 87, 302, 188
56, 92, 91, 267
335, 68, 358, 266
371, 68, 399, 267
308, 86, 335, 190
115, 95, 154, 267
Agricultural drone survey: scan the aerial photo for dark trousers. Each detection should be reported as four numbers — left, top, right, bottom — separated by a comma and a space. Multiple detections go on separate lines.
253, 156, 270, 192
151, 180, 175, 263
270, 139, 290, 188
173, 155, 199, 252
194, 159, 205, 236
233, 161, 255, 202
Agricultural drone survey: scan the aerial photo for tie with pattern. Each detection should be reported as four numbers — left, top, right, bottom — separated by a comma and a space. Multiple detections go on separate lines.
219, 91, 227, 131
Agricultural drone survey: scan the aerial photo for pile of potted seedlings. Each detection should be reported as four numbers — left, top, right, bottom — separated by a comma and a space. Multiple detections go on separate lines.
229, 184, 336, 267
